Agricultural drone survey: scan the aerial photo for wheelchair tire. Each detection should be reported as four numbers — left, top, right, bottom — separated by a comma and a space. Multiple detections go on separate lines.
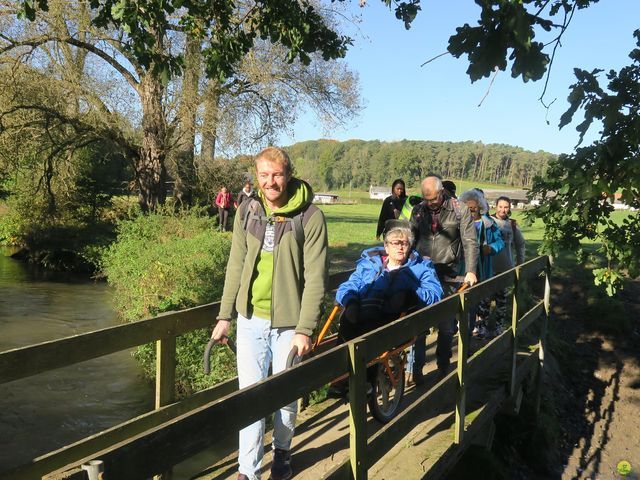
368, 353, 405, 423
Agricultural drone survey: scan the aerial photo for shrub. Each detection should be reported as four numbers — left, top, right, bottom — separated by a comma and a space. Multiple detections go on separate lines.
101, 206, 236, 395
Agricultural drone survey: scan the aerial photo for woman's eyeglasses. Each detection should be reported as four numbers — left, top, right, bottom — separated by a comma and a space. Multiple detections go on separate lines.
386, 240, 410, 247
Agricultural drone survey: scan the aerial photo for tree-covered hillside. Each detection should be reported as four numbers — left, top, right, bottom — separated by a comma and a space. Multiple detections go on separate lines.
286, 139, 554, 190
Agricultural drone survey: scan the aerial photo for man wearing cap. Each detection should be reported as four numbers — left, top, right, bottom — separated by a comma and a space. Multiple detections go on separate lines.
407, 175, 478, 383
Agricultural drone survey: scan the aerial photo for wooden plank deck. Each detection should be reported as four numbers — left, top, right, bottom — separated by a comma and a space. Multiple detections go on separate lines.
187, 333, 537, 480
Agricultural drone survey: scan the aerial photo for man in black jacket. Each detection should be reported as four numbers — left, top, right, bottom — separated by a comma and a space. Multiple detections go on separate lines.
407, 175, 478, 383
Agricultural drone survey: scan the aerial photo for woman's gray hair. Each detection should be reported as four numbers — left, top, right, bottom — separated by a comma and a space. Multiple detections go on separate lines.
384, 225, 414, 246
459, 189, 489, 214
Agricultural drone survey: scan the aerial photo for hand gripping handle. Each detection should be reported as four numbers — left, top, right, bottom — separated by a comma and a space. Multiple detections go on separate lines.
203, 336, 236, 375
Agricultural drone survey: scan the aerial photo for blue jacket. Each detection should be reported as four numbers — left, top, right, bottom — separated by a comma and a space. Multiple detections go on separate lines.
336, 247, 443, 309
460, 214, 504, 281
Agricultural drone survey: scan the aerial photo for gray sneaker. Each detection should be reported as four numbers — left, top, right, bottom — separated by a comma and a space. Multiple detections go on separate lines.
269, 448, 292, 480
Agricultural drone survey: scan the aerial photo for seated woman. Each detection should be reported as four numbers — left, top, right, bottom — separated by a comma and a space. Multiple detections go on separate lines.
335, 219, 443, 343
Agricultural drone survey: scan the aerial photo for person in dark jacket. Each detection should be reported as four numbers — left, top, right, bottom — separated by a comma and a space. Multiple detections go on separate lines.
235, 180, 256, 208
408, 175, 479, 383
375, 179, 407, 240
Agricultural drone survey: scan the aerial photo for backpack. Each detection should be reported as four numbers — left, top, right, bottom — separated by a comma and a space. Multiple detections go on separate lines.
239, 198, 305, 249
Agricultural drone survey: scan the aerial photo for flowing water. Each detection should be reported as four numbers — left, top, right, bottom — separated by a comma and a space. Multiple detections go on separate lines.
0, 248, 154, 472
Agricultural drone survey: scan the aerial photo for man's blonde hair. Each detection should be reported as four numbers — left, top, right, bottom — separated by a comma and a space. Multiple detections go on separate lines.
255, 146, 293, 175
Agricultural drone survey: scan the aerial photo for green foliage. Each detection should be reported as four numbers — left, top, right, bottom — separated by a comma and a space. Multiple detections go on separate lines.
101, 206, 230, 320
445, 0, 598, 83
101, 206, 234, 394
20, 0, 354, 82
0, 144, 126, 270
527, 31, 640, 295
287, 139, 553, 191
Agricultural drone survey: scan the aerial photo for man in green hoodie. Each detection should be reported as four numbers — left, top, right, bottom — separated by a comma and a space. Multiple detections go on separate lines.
211, 146, 328, 480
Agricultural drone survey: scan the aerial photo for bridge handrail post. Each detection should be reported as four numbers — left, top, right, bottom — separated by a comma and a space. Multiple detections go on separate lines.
509, 266, 521, 397
348, 338, 368, 480
534, 256, 552, 416
154, 334, 176, 480
454, 289, 469, 444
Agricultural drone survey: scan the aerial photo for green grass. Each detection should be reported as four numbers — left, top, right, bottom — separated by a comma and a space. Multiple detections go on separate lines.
320, 203, 379, 272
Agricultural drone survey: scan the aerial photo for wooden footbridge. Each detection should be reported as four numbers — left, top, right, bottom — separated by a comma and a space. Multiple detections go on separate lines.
0, 256, 551, 480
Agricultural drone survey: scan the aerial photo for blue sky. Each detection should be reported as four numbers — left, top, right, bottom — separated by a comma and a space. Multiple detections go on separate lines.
282, 1, 639, 155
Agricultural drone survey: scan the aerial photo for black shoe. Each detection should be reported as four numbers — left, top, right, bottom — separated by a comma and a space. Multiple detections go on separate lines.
327, 380, 348, 398
437, 364, 451, 381
269, 448, 292, 480
413, 370, 425, 386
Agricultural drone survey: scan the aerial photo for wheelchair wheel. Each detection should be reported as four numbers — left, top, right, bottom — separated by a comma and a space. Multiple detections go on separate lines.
368, 353, 405, 423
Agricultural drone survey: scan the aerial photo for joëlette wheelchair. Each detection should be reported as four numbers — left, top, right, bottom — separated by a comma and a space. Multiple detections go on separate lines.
288, 302, 414, 424
204, 283, 469, 424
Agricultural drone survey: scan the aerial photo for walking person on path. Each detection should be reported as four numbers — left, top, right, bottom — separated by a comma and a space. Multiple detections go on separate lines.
458, 189, 504, 339
376, 178, 407, 240
210, 146, 328, 480
478, 196, 526, 336
236, 180, 256, 208
407, 175, 478, 383
215, 185, 233, 232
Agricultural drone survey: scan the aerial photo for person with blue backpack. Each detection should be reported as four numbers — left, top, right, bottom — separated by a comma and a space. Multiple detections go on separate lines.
458, 189, 505, 338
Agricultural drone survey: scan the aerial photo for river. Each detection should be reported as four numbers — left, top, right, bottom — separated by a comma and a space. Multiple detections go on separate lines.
0, 248, 154, 472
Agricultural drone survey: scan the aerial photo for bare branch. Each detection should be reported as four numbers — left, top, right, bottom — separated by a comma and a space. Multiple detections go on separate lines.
478, 66, 500, 107
0, 33, 139, 88
421, 51, 450, 68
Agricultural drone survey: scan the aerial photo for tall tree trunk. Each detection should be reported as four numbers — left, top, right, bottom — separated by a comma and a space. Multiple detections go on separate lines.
170, 35, 201, 207
201, 81, 221, 162
136, 73, 167, 213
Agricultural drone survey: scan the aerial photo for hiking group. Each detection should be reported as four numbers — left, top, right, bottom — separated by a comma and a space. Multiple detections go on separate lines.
210, 146, 526, 480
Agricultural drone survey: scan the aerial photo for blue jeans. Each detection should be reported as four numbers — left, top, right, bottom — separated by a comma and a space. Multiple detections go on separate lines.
236, 313, 297, 480
408, 282, 457, 374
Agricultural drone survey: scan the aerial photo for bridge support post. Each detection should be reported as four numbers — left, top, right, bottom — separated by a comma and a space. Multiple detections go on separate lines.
509, 267, 521, 397
455, 290, 469, 444
348, 339, 368, 480
534, 257, 551, 416
154, 335, 176, 480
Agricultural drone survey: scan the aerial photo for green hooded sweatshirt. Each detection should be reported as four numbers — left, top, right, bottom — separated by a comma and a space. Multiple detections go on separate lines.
217, 178, 328, 336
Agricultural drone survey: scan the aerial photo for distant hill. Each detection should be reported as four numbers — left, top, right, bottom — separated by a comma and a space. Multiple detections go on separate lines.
285, 139, 555, 190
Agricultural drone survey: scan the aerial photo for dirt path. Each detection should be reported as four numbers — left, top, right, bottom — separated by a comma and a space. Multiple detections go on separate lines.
552, 280, 640, 480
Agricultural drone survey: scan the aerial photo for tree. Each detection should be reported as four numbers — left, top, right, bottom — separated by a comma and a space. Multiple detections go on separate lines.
526, 33, 640, 294
416, 0, 638, 293
3, 0, 370, 211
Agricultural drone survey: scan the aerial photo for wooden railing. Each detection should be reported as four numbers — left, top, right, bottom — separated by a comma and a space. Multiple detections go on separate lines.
0, 256, 551, 480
